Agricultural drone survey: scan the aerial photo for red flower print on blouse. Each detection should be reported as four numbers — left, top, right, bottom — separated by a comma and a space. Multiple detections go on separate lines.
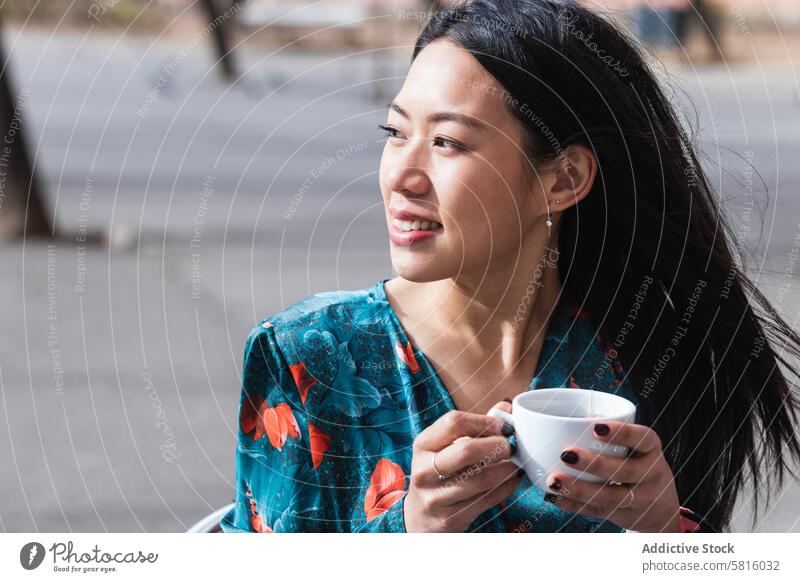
611, 358, 624, 386
240, 393, 267, 440
568, 303, 591, 320
612, 359, 624, 375
679, 513, 701, 533
679, 507, 703, 532
241, 394, 300, 450
395, 341, 420, 374
364, 458, 407, 522
289, 361, 317, 405
263, 403, 301, 451
308, 423, 331, 469
244, 483, 273, 533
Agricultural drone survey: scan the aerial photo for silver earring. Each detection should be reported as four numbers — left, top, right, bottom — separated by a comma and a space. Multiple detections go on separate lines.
545, 200, 560, 236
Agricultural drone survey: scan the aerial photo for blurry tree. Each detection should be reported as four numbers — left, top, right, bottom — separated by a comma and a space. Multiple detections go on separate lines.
0, 13, 53, 240
199, 0, 240, 81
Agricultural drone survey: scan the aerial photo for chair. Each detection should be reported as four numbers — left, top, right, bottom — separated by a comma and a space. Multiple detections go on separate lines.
187, 502, 235, 533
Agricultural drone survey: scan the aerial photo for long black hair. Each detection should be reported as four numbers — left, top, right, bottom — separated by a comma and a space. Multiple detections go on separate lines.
413, 0, 800, 532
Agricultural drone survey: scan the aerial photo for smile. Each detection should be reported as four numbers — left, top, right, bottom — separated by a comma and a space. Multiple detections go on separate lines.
392, 218, 442, 231
388, 220, 443, 247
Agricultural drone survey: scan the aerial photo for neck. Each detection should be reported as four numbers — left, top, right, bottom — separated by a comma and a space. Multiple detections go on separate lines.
421, 243, 562, 370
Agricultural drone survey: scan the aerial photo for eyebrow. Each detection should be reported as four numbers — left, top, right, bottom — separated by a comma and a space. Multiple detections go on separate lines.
386, 101, 487, 131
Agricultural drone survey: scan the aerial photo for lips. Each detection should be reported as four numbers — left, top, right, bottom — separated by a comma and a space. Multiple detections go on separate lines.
391, 217, 442, 232
389, 207, 443, 232
388, 222, 442, 246
390, 207, 442, 224
388, 206, 443, 246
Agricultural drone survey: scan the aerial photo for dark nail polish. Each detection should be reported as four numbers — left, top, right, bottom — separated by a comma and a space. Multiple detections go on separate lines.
561, 450, 579, 464
548, 478, 562, 491
501, 422, 515, 436
508, 438, 517, 456
544, 493, 559, 504
594, 423, 610, 436
502, 397, 513, 403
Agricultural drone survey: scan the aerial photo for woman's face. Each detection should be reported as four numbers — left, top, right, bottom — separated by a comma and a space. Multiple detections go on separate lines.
379, 40, 549, 284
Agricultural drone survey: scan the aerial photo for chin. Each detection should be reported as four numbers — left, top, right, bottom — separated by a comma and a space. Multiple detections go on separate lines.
389, 253, 448, 284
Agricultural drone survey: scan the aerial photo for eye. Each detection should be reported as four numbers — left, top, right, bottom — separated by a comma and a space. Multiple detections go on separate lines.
432, 135, 468, 152
378, 124, 403, 141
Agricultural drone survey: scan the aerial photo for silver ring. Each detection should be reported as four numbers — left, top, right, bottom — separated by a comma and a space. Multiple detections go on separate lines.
620, 486, 635, 509
432, 451, 449, 481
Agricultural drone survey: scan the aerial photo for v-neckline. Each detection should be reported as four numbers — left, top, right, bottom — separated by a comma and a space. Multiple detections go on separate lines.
373, 277, 568, 416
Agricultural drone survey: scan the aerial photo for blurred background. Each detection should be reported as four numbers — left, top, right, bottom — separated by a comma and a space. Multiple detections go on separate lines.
1, 0, 799, 532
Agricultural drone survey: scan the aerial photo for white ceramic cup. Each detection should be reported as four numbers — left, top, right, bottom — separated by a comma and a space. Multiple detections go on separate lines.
487, 388, 637, 491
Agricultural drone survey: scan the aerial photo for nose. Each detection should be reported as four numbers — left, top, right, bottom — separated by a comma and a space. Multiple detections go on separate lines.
384, 147, 432, 197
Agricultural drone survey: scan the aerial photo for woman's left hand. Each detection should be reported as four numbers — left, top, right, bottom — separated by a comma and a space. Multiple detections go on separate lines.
544, 420, 681, 532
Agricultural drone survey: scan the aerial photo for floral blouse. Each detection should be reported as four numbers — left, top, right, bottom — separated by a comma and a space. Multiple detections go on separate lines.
220, 278, 707, 533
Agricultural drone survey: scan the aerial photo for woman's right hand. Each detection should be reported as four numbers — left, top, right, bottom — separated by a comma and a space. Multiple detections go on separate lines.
403, 404, 523, 532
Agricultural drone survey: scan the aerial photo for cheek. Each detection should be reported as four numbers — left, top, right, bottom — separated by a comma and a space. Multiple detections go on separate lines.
443, 172, 526, 249
378, 147, 391, 197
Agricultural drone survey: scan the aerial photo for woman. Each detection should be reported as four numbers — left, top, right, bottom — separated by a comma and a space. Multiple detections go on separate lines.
221, 0, 800, 533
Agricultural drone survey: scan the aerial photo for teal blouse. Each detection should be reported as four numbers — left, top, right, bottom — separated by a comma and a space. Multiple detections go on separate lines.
220, 278, 639, 533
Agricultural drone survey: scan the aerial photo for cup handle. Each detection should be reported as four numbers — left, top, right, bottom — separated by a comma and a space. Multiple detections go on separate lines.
486, 408, 521, 468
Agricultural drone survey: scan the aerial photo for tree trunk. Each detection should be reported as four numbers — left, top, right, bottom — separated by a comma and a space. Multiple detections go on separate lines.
0, 17, 53, 240
199, 0, 238, 82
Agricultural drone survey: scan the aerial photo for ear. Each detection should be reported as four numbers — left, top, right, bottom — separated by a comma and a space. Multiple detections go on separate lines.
546, 144, 597, 211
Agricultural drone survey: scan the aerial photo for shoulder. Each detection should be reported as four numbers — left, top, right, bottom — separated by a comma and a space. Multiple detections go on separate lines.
256, 281, 385, 342
241, 281, 402, 454
242, 280, 390, 393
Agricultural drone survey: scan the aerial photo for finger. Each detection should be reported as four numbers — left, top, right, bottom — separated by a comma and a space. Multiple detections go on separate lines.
433, 434, 514, 476
416, 410, 510, 451
449, 467, 523, 526
544, 471, 635, 513
543, 493, 608, 520
489, 400, 512, 415
556, 446, 644, 484
436, 461, 521, 505
591, 421, 662, 457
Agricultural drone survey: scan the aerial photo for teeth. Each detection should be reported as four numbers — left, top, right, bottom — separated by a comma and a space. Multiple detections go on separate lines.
393, 218, 441, 232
